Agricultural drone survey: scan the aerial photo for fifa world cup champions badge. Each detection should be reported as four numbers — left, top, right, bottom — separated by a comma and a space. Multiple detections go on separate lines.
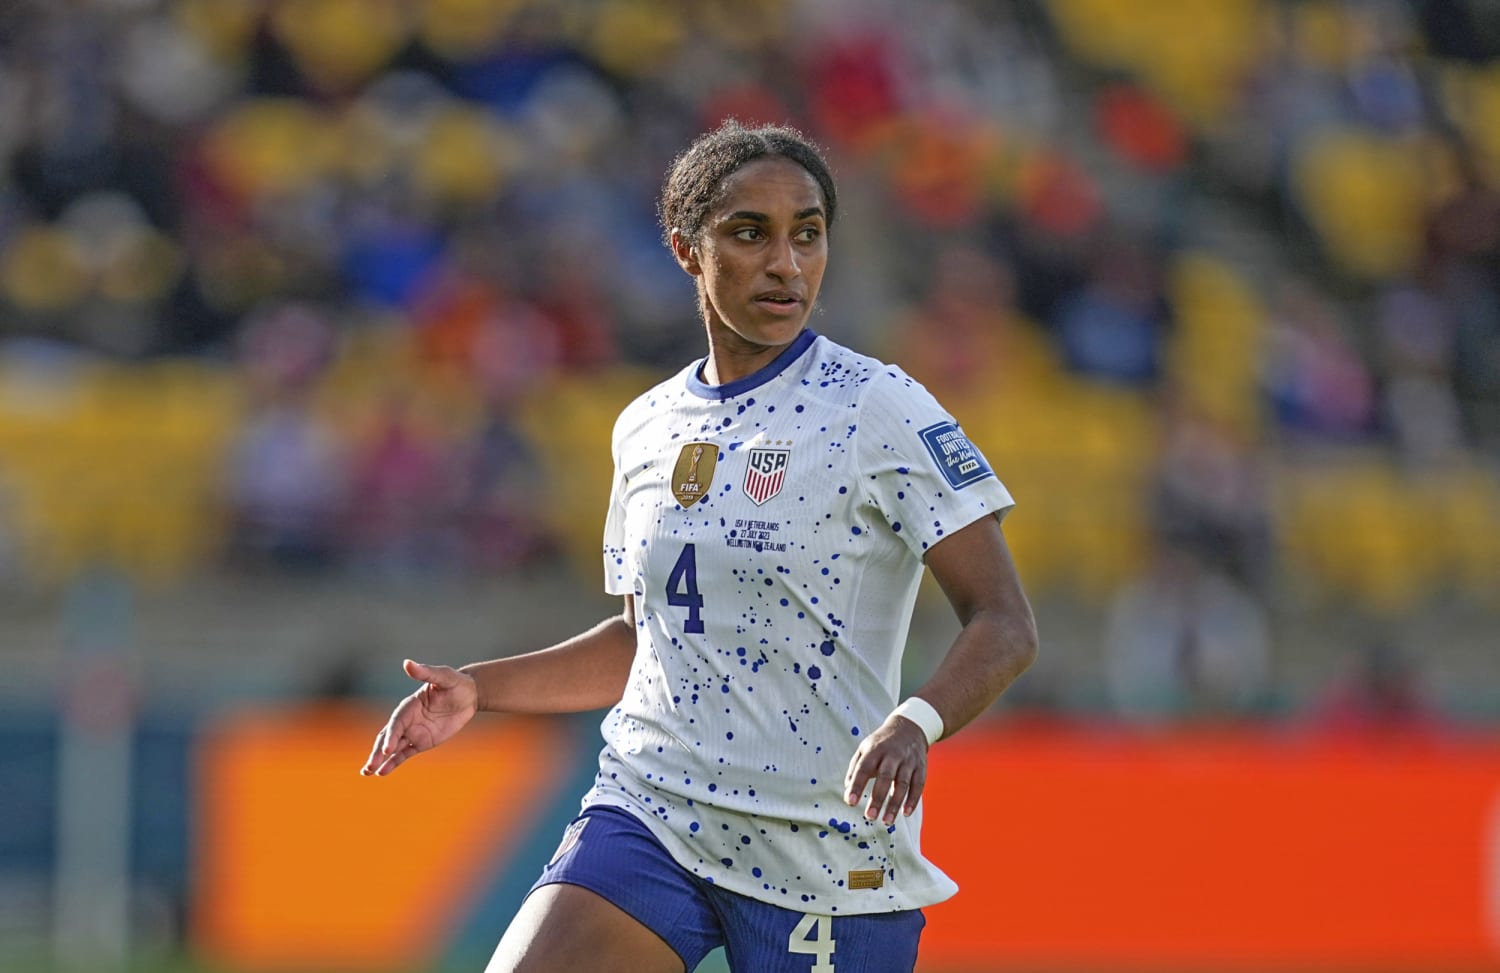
671, 441, 718, 507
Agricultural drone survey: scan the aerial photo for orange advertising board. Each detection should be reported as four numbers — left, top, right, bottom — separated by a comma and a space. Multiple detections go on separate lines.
194, 711, 1500, 971
194, 705, 575, 970
921, 726, 1500, 971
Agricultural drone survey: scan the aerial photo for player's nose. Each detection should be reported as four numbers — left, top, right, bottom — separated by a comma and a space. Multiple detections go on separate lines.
765, 235, 800, 280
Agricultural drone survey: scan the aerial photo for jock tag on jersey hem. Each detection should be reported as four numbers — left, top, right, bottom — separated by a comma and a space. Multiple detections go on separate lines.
918, 421, 993, 489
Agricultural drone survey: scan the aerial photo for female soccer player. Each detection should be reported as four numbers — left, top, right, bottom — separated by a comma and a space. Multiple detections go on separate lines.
361, 121, 1038, 973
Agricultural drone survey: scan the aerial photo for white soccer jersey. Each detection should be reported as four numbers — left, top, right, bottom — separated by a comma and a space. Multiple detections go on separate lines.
584, 329, 1014, 914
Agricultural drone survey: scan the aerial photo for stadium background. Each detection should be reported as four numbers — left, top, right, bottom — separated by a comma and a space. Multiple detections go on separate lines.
1, 0, 1498, 970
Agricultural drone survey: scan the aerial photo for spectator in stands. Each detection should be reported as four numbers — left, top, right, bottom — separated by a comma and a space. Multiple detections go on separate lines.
224, 303, 345, 571
1260, 275, 1378, 443
1103, 540, 1272, 722
342, 392, 455, 578
454, 394, 554, 574
1310, 640, 1443, 735
1055, 236, 1170, 387
1149, 390, 1273, 590
1374, 282, 1467, 464
884, 243, 1022, 400
1422, 143, 1500, 453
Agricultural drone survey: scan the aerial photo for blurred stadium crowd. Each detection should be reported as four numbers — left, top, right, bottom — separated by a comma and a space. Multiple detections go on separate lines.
0, 0, 1498, 722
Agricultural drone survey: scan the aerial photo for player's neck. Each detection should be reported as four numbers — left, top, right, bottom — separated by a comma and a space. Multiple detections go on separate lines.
701, 324, 805, 386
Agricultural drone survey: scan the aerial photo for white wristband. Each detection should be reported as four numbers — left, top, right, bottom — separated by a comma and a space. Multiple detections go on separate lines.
891, 696, 944, 745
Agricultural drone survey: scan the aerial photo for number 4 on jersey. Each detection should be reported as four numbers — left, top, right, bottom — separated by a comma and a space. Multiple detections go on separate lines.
788, 912, 836, 971
666, 543, 704, 633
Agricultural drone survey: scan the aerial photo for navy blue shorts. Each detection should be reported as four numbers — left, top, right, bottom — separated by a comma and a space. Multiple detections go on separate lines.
529, 804, 925, 972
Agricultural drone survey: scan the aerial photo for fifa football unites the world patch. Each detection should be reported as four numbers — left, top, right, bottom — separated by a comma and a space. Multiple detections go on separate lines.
917, 421, 993, 489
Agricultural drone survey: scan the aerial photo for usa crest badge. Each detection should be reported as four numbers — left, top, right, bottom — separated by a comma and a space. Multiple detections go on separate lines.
743, 445, 790, 505
672, 441, 717, 507
548, 817, 588, 866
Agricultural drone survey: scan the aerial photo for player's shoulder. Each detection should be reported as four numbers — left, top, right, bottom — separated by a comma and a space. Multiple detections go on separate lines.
808, 336, 942, 418
802, 335, 931, 407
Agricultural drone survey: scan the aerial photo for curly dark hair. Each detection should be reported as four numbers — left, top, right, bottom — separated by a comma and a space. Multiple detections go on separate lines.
659, 120, 838, 249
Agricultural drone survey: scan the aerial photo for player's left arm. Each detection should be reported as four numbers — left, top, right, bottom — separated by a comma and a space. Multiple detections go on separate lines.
844, 513, 1037, 823
914, 512, 1037, 734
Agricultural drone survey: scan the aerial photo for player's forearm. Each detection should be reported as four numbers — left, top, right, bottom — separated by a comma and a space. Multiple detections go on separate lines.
460, 613, 637, 714
912, 604, 1038, 740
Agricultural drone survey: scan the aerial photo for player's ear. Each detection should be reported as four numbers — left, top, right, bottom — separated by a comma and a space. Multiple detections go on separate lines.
670, 228, 702, 276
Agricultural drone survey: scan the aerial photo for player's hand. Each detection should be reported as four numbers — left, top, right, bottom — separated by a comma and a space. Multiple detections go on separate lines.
360, 659, 479, 777
842, 712, 929, 826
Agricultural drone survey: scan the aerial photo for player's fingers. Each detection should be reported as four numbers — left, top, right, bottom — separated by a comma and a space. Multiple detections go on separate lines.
405, 659, 458, 688
881, 777, 913, 825
380, 714, 408, 756
863, 769, 899, 822
902, 768, 927, 816
842, 743, 866, 801
361, 724, 396, 773
844, 748, 876, 806
373, 742, 418, 777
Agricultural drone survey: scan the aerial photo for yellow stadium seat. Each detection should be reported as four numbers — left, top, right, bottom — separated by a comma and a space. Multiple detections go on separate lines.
517, 366, 662, 576
417, 0, 526, 62
202, 99, 336, 199
1291, 130, 1427, 279
1045, 0, 1263, 123
1166, 252, 1267, 439
0, 362, 243, 587
588, 0, 688, 79
268, 0, 409, 94
1437, 63, 1500, 187
1275, 457, 1453, 612
1420, 465, 1500, 604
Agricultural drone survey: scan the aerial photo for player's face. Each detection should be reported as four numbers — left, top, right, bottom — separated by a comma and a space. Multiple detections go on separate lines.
674, 156, 828, 377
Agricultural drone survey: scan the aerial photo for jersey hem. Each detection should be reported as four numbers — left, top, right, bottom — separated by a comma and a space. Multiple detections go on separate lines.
582, 791, 959, 915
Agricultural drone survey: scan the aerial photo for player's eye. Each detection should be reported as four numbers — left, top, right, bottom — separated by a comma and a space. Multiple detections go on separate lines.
795, 226, 821, 243
733, 227, 764, 241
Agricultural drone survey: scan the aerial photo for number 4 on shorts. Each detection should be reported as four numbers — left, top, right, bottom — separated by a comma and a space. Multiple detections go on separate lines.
788, 912, 835, 971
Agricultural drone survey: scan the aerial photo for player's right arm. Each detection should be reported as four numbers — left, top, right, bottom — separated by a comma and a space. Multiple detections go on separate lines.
360, 596, 638, 777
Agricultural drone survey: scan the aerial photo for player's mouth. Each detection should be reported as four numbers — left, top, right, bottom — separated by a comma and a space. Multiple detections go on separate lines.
754, 291, 804, 315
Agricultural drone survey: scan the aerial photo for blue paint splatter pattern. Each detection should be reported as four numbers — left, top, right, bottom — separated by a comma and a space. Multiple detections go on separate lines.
589, 331, 1014, 914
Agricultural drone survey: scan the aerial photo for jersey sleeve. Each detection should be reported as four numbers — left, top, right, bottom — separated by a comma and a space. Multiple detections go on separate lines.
601, 408, 632, 597
855, 367, 1015, 559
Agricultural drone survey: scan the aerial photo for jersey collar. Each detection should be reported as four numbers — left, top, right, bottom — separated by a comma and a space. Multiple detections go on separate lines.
686, 329, 818, 401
